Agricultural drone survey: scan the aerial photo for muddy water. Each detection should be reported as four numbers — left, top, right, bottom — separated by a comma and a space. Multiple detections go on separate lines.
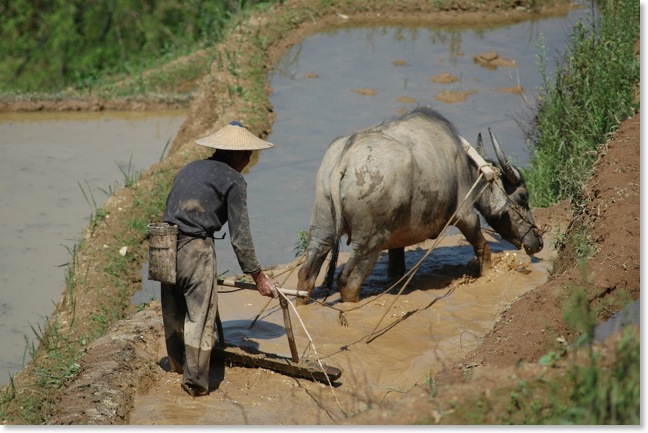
135, 3, 592, 302
128, 6, 593, 424
130, 234, 557, 424
0, 0, 591, 407
212, 3, 592, 284
0, 111, 185, 381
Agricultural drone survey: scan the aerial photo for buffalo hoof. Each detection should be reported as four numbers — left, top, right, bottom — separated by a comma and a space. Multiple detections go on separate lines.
339, 291, 361, 303
468, 258, 490, 276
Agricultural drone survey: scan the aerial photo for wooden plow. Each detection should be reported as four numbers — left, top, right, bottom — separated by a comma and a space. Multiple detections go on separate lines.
216, 278, 342, 384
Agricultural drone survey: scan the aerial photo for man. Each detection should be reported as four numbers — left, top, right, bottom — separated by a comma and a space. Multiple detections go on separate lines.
161, 120, 279, 397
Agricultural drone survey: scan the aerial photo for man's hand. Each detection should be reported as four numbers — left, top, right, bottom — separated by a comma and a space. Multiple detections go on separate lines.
250, 270, 279, 298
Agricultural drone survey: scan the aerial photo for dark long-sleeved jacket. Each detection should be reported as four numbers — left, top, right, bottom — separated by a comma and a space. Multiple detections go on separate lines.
163, 156, 261, 274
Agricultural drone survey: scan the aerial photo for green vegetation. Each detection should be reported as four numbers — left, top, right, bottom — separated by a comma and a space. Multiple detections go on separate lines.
430, 0, 641, 424
0, 0, 279, 97
0, 0, 639, 426
525, 0, 639, 207
293, 230, 309, 257
559, 289, 639, 424
431, 289, 640, 425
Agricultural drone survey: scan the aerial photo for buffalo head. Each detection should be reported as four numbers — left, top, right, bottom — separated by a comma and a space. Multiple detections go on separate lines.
475, 128, 544, 255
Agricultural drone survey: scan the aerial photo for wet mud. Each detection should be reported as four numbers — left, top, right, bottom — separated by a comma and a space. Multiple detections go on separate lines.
129, 232, 556, 424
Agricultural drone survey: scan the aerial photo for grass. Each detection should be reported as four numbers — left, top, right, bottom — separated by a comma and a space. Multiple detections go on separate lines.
0, 1, 272, 95
5, 316, 87, 424
428, 287, 640, 425
425, 0, 641, 424
524, 0, 639, 207
77, 179, 108, 236
293, 230, 309, 257
553, 287, 639, 425
116, 154, 139, 190
61, 244, 79, 316
0, 0, 639, 425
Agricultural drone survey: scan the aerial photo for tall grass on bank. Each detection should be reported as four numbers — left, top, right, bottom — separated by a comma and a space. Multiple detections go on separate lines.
525, 0, 639, 208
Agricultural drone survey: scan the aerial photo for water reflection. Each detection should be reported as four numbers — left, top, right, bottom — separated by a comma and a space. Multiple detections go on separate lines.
134, 4, 592, 305
268, 17, 585, 162
228, 4, 591, 283
2, 2, 596, 387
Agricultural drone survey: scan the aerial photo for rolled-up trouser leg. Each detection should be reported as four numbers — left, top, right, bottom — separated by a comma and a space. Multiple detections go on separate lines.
161, 282, 186, 373
177, 237, 218, 393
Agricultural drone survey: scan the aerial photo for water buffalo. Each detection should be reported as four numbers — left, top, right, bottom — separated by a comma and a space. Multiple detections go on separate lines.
297, 106, 544, 303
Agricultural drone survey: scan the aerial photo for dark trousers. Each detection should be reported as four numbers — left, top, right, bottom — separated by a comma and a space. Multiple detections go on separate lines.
161, 235, 218, 392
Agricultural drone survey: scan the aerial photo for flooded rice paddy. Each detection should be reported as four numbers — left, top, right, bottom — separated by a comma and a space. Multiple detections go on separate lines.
0, 111, 185, 380
0, 3, 593, 392
129, 6, 594, 424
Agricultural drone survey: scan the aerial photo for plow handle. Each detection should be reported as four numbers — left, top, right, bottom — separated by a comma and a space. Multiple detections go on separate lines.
217, 278, 309, 298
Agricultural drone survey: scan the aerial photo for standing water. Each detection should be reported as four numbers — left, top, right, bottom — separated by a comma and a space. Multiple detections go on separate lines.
200, 3, 593, 290
127, 4, 604, 424
1, 3, 595, 395
0, 111, 186, 382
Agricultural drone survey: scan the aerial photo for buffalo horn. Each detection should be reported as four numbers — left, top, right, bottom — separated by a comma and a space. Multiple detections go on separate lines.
476, 132, 485, 157
489, 128, 520, 184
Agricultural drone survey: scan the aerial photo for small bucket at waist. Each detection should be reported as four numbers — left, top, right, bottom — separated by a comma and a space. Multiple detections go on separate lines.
148, 222, 178, 284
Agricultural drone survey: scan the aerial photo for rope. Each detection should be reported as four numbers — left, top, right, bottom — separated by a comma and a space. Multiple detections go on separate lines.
296, 168, 494, 333
248, 255, 305, 329
215, 155, 552, 411
490, 178, 550, 237
277, 289, 346, 416
365, 171, 491, 341
242, 161, 547, 349
291, 169, 493, 357
215, 160, 549, 412
365, 286, 457, 344
360, 166, 551, 343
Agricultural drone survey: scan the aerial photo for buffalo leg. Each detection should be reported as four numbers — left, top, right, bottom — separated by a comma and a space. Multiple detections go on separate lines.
388, 248, 405, 276
338, 242, 383, 302
455, 216, 491, 275
297, 245, 331, 304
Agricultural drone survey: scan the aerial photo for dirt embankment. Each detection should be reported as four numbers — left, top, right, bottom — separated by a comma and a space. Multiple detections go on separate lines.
350, 109, 640, 424
43, 109, 640, 425
1, 0, 639, 425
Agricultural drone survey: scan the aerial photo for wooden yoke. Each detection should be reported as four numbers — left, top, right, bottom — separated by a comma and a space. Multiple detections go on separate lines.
460, 135, 497, 182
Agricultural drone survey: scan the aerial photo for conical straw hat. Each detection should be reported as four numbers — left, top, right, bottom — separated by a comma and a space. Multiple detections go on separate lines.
195, 121, 274, 151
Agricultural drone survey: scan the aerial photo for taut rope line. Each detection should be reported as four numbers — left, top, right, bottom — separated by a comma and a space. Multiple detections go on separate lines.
277, 289, 346, 417
299, 169, 492, 355
365, 171, 492, 341
247, 254, 305, 329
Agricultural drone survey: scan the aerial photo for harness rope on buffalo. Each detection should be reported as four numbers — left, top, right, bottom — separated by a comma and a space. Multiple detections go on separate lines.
147, 120, 547, 395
